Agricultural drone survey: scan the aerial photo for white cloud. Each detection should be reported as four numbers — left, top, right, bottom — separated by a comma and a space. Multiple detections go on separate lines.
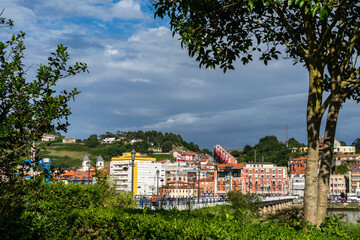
105, 49, 119, 56
182, 78, 206, 87
129, 78, 151, 83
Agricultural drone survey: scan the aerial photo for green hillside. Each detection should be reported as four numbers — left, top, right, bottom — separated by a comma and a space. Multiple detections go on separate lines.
37, 130, 212, 168
38, 142, 114, 168
38, 141, 176, 168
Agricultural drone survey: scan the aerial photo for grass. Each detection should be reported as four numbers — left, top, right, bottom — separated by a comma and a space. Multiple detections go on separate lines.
37, 142, 113, 168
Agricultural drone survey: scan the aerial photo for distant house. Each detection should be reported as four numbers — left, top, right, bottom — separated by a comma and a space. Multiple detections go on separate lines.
148, 147, 162, 153
42, 133, 56, 142
101, 137, 116, 144
62, 137, 76, 143
129, 139, 143, 145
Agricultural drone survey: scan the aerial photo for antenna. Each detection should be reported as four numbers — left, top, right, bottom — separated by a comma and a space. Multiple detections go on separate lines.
286, 124, 288, 148
225, 136, 227, 151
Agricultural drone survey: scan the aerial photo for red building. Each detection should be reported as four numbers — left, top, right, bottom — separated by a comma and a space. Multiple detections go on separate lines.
242, 162, 289, 196
213, 145, 237, 164
288, 156, 307, 175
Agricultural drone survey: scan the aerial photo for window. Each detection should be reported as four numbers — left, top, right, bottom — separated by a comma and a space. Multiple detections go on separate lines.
255, 169, 258, 173
272, 169, 275, 173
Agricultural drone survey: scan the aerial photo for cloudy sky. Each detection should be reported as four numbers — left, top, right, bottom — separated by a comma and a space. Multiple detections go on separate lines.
1, 0, 359, 150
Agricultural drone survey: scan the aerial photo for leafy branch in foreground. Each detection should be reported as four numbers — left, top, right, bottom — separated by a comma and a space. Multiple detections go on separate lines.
0, 16, 88, 180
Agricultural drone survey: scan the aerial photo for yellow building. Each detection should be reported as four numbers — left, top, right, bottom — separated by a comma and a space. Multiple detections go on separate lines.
110, 152, 164, 195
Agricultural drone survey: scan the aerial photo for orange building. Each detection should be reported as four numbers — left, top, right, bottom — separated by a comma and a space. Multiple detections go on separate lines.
288, 156, 307, 175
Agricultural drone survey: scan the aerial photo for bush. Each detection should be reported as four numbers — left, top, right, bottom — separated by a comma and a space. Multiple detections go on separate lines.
227, 191, 260, 212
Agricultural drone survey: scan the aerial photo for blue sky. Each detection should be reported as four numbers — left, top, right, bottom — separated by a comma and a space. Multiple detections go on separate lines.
1, 0, 359, 150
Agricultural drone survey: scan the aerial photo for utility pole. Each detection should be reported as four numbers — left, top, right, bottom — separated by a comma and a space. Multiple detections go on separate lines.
131, 149, 136, 195
286, 124, 288, 148
198, 164, 200, 203
156, 169, 159, 199
87, 161, 91, 185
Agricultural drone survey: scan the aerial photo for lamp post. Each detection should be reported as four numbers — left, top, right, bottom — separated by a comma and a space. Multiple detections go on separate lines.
87, 161, 91, 185
156, 169, 160, 199
131, 149, 136, 195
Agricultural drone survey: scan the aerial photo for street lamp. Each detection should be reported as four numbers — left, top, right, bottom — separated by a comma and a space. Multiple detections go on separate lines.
131, 149, 136, 195
156, 169, 160, 199
87, 161, 91, 185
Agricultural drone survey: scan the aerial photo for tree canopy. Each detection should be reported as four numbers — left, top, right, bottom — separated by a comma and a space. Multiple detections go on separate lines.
152, 0, 360, 225
237, 135, 304, 165
0, 16, 87, 179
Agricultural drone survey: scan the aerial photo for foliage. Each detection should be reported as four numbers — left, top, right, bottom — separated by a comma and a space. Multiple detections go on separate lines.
339, 141, 347, 146
2, 178, 360, 239
352, 138, 360, 152
0, 177, 135, 240
230, 150, 242, 158
152, 0, 360, 225
227, 191, 260, 214
85, 134, 100, 148
237, 136, 304, 166
287, 138, 306, 148
161, 140, 172, 152
334, 165, 349, 175
266, 207, 306, 230
153, 154, 176, 162
0, 19, 87, 179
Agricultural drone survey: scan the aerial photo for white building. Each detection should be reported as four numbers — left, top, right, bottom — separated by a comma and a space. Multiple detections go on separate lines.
329, 174, 346, 196
101, 137, 116, 144
96, 156, 104, 169
110, 152, 165, 196
334, 139, 355, 153
82, 155, 91, 172
290, 174, 305, 198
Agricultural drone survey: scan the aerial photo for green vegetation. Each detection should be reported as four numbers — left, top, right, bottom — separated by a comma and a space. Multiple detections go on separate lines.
0, 16, 87, 179
2, 177, 360, 239
334, 165, 349, 175
237, 136, 305, 166
153, 154, 176, 162
353, 138, 360, 153
85, 134, 100, 148
38, 130, 213, 168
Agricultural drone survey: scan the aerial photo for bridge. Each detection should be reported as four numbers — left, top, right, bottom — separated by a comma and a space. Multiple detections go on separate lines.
137, 196, 297, 213
258, 196, 296, 215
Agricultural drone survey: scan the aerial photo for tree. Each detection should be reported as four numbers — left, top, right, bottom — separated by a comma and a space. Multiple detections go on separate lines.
334, 165, 349, 175
0, 16, 87, 180
152, 1, 360, 225
352, 138, 360, 151
161, 141, 172, 152
86, 134, 100, 148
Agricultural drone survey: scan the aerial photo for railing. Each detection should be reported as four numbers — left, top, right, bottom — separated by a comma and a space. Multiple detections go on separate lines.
137, 197, 228, 210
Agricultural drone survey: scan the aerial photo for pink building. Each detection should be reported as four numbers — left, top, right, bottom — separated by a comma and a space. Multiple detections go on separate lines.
242, 162, 289, 196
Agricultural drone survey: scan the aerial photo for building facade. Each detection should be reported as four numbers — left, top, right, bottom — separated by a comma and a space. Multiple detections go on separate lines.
110, 152, 165, 196
242, 162, 289, 196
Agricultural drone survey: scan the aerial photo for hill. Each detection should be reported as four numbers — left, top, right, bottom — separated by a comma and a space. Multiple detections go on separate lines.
37, 130, 212, 168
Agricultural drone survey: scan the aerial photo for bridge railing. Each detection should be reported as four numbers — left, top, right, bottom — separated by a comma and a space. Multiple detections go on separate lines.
137, 197, 229, 210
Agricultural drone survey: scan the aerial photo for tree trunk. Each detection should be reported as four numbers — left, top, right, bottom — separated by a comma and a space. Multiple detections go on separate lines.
317, 100, 340, 225
304, 65, 323, 225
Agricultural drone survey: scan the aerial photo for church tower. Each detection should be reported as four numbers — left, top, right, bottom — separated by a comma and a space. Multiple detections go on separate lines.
82, 154, 91, 172
96, 155, 104, 170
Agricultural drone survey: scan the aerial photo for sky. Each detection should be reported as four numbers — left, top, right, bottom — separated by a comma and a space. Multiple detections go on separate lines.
1, 0, 359, 150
